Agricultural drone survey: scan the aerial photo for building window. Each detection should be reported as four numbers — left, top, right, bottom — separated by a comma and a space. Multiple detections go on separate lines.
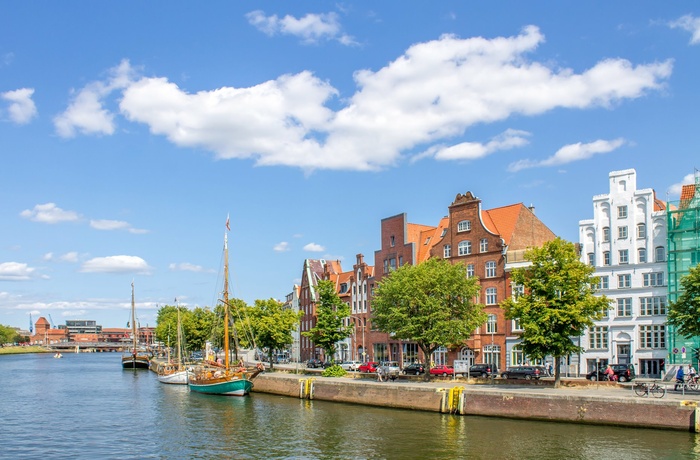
643, 272, 664, 287
588, 326, 609, 350
600, 276, 609, 289
512, 284, 524, 300
441, 228, 448, 238
512, 318, 523, 331
444, 244, 451, 258
655, 246, 666, 262
399, 256, 403, 266
619, 249, 629, 264
466, 264, 475, 278
603, 227, 610, 243
458, 240, 472, 256
485, 261, 497, 278
617, 298, 632, 317
511, 345, 525, 366
618, 226, 628, 239
390, 236, 395, 247
483, 344, 500, 367
457, 220, 471, 232
639, 325, 665, 349
618, 274, 631, 289
640, 296, 667, 316
486, 288, 497, 305
480, 238, 488, 253
486, 314, 498, 333
637, 223, 646, 239
389, 258, 397, 271
638, 248, 647, 263
587, 253, 595, 266
603, 251, 611, 266
618, 206, 628, 219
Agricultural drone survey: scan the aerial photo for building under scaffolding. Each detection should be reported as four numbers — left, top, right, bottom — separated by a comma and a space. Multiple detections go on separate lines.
667, 172, 700, 364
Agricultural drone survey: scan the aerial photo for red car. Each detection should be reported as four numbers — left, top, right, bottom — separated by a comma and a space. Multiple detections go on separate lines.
359, 361, 379, 373
429, 365, 454, 376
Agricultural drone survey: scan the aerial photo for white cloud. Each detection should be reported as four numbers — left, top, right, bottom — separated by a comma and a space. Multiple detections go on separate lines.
54, 59, 136, 137
80, 255, 151, 274
303, 243, 325, 252
43, 252, 54, 261
274, 241, 291, 252
20, 203, 80, 224
669, 14, 700, 45
668, 173, 698, 196
168, 262, 206, 272
59, 252, 79, 263
68, 27, 671, 172
246, 10, 356, 45
508, 138, 626, 172
1, 88, 37, 124
415, 129, 530, 162
90, 219, 130, 231
0, 262, 36, 281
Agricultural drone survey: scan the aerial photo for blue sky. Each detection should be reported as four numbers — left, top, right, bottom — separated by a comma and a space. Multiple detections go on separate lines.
2, 2, 699, 330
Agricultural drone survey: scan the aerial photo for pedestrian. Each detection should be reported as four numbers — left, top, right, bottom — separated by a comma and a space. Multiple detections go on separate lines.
546, 362, 553, 376
689, 364, 697, 381
377, 366, 384, 382
603, 365, 615, 381
675, 365, 685, 390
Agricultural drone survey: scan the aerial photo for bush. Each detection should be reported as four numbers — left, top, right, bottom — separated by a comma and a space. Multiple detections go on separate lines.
322, 364, 347, 377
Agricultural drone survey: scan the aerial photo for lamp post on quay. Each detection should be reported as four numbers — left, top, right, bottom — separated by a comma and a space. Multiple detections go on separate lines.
488, 314, 496, 385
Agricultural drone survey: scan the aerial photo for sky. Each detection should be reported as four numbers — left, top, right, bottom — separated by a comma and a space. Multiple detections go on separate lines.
1, 2, 699, 331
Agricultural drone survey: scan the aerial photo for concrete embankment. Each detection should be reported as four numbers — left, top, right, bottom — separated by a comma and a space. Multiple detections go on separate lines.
252, 372, 700, 432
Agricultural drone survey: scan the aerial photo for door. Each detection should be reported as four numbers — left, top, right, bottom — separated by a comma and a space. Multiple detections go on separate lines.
617, 344, 630, 364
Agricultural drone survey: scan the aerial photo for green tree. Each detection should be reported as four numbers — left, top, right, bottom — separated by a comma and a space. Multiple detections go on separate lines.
247, 298, 302, 370
371, 258, 486, 380
0, 324, 18, 344
302, 279, 352, 363
187, 306, 216, 353
668, 264, 700, 338
502, 238, 609, 387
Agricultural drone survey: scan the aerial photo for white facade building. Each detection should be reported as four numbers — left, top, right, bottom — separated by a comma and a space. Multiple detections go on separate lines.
578, 169, 668, 378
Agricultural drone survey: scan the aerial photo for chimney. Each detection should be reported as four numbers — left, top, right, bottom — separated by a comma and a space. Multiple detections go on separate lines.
528, 204, 535, 215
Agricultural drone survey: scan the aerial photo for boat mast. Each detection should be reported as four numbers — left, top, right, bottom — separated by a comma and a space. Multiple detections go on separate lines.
223, 229, 230, 371
131, 282, 137, 353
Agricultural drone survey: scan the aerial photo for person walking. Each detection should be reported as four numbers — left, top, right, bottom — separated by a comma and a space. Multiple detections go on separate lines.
377, 366, 384, 382
675, 365, 685, 390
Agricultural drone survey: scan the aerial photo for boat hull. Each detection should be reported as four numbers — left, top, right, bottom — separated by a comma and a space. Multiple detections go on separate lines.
121, 355, 151, 369
157, 370, 189, 385
188, 377, 253, 396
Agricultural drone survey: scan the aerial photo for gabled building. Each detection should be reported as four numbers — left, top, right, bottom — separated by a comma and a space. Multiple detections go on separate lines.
667, 174, 700, 365
579, 169, 668, 378
429, 192, 556, 371
346, 254, 374, 363
298, 258, 343, 361
30, 317, 68, 345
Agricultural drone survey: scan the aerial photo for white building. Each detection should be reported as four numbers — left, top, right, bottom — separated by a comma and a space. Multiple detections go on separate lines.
578, 169, 668, 378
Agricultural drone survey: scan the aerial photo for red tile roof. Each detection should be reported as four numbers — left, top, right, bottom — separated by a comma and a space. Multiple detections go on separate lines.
481, 203, 525, 246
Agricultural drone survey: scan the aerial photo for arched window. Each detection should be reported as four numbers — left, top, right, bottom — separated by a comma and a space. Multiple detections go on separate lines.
457, 220, 471, 232
458, 240, 472, 256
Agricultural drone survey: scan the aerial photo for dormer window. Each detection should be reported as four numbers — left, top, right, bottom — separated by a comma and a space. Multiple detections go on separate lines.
457, 220, 471, 232
339, 283, 348, 294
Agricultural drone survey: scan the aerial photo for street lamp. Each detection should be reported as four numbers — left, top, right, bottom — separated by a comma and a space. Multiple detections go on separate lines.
488, 314, 496, 385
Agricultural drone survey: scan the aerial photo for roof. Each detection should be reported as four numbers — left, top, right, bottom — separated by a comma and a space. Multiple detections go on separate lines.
481, 203, 525, 245
36, 317, 50, 326
653, 190, 667, 212
680, 183, 698, 208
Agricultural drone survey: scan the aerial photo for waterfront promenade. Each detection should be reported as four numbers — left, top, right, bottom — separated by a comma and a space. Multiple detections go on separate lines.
252, 367, 700, 432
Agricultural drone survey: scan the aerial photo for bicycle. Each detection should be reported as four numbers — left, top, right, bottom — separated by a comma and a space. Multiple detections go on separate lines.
634, 381, 666, 398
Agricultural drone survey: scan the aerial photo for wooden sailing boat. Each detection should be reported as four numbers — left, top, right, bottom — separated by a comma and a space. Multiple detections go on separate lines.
121, 282, 151, 369
188, 218, 262, 396
157, 305, 188, 384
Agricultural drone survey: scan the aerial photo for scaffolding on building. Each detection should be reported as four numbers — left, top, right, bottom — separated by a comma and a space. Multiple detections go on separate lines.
667, 170, 700, 364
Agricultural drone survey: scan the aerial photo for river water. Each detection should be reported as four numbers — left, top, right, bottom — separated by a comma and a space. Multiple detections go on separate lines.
1, 352, 699, 459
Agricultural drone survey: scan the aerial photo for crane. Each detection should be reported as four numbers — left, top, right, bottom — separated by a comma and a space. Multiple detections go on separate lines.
48, 314, 56, 329
29, 313, 33, 334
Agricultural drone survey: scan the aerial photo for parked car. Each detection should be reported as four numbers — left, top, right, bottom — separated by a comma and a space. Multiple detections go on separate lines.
586, 364, 636, 382
468, 363, 499, 378
402, 363, 425, 375
359, 361, 379, 373
501, 366, 545, 380
429, 365, 454, 376
380, 361, 401, 376
306, 358, 325, 369
340, 360, 363, 371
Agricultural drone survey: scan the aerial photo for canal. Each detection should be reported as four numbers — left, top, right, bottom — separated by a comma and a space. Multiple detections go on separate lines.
1, 352, 698, 459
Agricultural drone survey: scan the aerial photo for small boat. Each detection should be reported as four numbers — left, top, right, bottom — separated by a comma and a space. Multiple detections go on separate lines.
122, 282, 151, 369
188, 217, 262, 396
53, 353, 63, 359
157, 306, 188, 385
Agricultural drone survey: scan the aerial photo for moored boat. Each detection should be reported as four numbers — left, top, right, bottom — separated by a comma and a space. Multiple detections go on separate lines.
122, 282, 152, 369
188, 217, 262, 395
157, 304, 188, 384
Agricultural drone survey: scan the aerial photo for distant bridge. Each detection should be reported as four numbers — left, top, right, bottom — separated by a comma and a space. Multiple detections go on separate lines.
51, 342, 128, 352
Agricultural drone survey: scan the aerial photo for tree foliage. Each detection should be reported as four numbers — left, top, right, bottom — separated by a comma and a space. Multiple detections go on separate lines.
302, 279, 352, 363
0, 324, 25, 344
668, 264, 700, 338
247, 298, 302, 369
371, 258, 486, 379
502, 238, 609, 387
154, 304, 216, 354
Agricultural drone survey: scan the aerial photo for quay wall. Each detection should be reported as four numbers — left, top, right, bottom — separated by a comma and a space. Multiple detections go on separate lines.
252, 373, 698, 432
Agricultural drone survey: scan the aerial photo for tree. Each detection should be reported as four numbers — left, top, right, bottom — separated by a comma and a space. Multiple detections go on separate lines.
302, 279, 352, 363
247, 298, 302, 370
502, 238, 610, 387
371, 258, 486, 380
668, 264, 700, 338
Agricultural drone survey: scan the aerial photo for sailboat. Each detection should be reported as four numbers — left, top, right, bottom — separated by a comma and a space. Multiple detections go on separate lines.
188, 218, 263, 396
157, 305, 188, 384
121, 282, 151, 369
